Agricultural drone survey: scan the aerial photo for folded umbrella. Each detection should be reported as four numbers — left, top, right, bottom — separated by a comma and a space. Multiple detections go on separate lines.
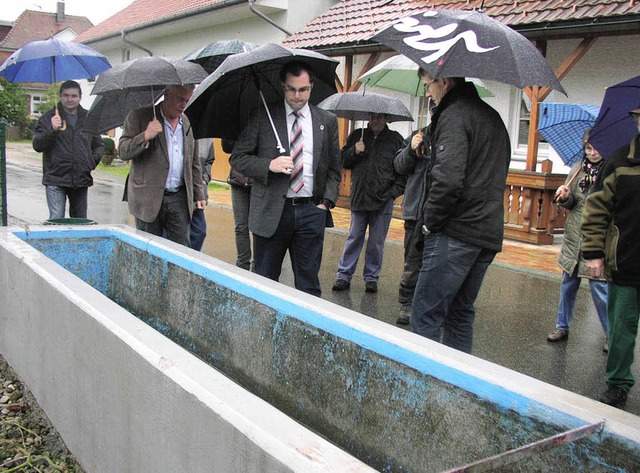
371, 9, 565, 94
184, 39, 259, 74
318, 91, 413, 123
185, 43, 339, 142
589, 75, 640, 159
538, 103, 599, 167
358, 54, 493, 98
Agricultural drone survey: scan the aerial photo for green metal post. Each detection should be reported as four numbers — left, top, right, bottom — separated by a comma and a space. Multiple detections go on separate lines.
0, 120, 7, 226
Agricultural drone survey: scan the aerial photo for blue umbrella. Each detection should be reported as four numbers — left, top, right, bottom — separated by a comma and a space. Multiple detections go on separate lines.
589, 75, 640, 159
0, 38, 111, 84
538, 103, 599, 166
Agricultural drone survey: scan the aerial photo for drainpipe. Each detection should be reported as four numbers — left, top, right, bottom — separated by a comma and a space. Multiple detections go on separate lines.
121, 30, 153, 56
247, 0, 292, 37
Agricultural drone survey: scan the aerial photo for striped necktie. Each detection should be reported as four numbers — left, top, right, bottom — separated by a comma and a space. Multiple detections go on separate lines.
289, 111, 304, 192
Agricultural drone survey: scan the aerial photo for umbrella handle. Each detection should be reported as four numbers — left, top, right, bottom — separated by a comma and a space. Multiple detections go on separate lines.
553, 168, 581, 203
259, 90, 285, 154
55, 104, 67, 131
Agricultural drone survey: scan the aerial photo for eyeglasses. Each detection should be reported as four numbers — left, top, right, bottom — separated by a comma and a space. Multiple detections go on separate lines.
283, 84, 312, 94
423, 80, 435, 92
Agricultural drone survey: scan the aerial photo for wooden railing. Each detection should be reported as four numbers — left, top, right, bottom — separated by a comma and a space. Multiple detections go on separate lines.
504, 169, 568, 245
213, 143, 569, 245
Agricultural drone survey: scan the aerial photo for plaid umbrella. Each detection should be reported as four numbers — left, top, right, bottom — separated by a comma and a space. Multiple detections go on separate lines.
538, 103, 599, 166
318, 91, 413, 122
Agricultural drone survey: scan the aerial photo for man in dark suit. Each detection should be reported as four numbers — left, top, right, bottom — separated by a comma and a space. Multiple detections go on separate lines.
230, 61, 341, 296
119, 84, 206, 247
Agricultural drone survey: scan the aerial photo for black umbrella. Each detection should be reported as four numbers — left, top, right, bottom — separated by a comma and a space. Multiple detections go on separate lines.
84, 88, 165, 134
318, 92, 413, 123
92, 56, 207, 96
372, 9, 565, 94
88, 56, 207, 130
185, 43, 339, 142
183, 39, 260, 74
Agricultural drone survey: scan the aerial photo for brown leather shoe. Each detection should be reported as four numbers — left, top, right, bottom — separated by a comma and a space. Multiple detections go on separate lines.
547, 329, 568, 342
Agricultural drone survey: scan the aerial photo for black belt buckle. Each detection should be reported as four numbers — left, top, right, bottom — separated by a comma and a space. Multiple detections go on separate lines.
288, 197, 310, 206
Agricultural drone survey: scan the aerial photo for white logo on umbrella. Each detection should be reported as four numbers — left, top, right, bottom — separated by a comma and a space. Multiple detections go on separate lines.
393, 15, 499, 64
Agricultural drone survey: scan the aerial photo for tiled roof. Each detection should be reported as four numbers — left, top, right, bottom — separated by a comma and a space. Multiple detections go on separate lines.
75, 0, 232, 43
283, 0, 640, 49
0, 10, 93, 49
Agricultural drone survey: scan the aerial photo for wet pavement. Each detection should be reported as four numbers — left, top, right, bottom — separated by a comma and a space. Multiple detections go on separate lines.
3, 141, 640, 417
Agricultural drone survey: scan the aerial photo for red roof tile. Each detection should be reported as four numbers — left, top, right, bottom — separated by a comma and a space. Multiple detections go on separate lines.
75, 0, 232, 43
1, 10, 93, 50
283, 0, 640, 50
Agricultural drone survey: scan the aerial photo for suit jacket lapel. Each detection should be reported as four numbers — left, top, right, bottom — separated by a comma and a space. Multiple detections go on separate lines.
154, 104, 169, 163
310, 105, 322, 173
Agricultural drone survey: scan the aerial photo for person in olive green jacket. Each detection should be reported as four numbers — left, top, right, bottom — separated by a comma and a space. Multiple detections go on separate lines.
547, 131, 608, 350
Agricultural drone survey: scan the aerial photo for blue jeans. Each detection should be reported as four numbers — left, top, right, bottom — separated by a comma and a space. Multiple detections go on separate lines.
231, 185, 252, 270
189, 208, 207, 251
555, 271, 608, 333
336, 199, 394, 283
45, 185, 88, 219
410, 233, 496, 354
254, 201, 327, 297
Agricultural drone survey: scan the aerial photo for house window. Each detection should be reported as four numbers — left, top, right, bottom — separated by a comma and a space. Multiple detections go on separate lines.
31, 95, 42, 116
517, 92, 531, 148
122, 48, 131, 62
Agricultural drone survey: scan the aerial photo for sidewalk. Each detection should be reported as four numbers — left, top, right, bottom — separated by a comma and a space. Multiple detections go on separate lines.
207, 188, 562, 276
3, 140, 562, 276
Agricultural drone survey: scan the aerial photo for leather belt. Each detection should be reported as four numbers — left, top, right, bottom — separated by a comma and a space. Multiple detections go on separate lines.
285, 197, 312, 206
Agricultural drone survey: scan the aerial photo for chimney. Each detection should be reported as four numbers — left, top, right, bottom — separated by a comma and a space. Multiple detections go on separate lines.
56, 2, 65, 23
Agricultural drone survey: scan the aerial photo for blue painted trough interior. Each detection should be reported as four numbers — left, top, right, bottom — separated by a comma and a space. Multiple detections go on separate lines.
16, 228, 640, 472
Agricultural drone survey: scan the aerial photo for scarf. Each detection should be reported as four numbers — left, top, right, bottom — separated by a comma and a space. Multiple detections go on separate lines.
578, 158, 604, 193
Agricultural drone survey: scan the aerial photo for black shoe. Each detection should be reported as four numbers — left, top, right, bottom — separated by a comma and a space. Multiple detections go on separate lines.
599, 386, 628, 408
396, 316, 410, 325
547, 329, 568, 342
332, 279, 350, 291
365, 281, 378, 293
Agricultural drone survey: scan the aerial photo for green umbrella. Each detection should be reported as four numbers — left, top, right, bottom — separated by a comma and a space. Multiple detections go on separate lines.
358, 55, 493, 98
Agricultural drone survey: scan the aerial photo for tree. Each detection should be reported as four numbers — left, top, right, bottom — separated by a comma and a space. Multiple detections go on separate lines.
0, 78, 29, 128
36, 83, 59, 114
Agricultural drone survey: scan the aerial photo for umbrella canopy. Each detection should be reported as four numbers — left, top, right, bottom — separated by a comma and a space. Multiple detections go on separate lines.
358, 54, 493, 98
371, 10, 565, 94
0, 38, 111, 83
318, 92, 413, 123
538, 103, 599, 167
92, 56, 207, 96
84, 88, 165, 135
88, 56, 207, 132
589, 75, 640, 159
185, 43, 339, 141
184, 39, 259, 74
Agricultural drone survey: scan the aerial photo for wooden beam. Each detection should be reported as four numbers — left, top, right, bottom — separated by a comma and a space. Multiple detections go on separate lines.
524, 37, 598, 169
347, 52, 381, 92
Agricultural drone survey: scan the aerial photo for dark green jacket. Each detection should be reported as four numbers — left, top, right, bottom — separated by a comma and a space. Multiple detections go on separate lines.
581, 135, 640, 285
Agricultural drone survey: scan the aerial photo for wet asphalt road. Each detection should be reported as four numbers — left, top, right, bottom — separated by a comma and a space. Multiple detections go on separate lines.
4, 158, 640, 417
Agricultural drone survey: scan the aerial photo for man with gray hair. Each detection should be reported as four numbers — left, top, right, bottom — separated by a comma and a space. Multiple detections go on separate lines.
119, 84, 206, 247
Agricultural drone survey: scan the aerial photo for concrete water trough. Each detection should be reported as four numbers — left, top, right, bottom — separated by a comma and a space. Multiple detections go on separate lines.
0, 225, 639, 472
